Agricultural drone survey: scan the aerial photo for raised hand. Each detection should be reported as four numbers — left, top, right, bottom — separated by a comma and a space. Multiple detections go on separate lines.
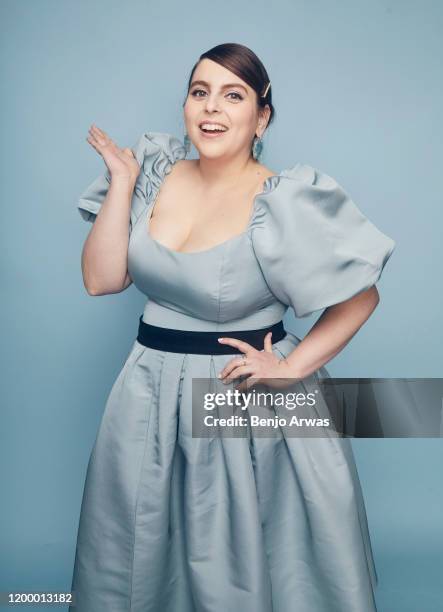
86, 124, 141, 184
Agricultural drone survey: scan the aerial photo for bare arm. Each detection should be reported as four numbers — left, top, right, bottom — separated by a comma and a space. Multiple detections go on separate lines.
285, 285, 380, 379
80, 125, 140, 296
82, 176, 135, 295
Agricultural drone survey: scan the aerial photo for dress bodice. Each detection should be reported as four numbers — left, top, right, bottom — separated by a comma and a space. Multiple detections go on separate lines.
77, 131, 396, 331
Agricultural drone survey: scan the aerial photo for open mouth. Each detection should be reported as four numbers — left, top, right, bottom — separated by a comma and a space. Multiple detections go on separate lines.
199, 122, 229, 135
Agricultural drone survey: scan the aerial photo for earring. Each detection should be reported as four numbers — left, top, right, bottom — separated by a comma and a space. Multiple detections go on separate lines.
252, 135, 263, 161
184, 132, 191, 157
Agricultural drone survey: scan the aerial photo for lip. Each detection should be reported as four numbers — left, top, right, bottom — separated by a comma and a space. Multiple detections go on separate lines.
198, 121, 229, 139
198, 120, 228, 130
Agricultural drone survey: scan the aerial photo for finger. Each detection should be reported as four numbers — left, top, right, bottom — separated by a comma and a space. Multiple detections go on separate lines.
90, 124, 106, 137
89, 126, 112, 148
86, 135, 101, 152
89, 126, 104, 141
87, 128, 98, 143
92, 134, 122, 160
217, 336, 255, 354
122, 147, 135, 159
219, 356, 248, 379
223, 365, 254, 384
263, 331, 273, 353
86, 136, 119, 164
86, 135, 110, 157
88, 130, 108, 148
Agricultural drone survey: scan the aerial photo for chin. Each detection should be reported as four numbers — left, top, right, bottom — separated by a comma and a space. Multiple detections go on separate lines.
198, 148, 230, 160
194, 140, 229, 158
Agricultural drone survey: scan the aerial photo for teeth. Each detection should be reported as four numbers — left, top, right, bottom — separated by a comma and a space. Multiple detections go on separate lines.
200, 123, 228, 132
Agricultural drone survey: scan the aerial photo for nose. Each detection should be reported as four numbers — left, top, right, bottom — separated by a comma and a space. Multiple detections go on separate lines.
203, 92, 220, 114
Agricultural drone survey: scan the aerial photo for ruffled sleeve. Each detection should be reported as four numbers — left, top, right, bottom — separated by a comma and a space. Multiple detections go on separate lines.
251, 163, 396, 318
77, 132, 186, 233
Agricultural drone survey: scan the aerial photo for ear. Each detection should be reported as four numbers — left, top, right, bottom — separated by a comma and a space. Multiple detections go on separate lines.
257, 104, 271, 137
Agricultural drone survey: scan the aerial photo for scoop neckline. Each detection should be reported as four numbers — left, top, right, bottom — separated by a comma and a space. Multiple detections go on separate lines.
143, 158, 301, 256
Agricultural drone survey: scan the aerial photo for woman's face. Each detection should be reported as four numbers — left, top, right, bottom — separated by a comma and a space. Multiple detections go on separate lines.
183, 58, 270, 161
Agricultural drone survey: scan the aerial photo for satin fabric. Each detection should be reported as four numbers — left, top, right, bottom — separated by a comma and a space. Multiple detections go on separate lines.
69, 131, 395, 611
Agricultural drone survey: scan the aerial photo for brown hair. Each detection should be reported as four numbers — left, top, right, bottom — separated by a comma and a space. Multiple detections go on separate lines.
184, 42, 275, 129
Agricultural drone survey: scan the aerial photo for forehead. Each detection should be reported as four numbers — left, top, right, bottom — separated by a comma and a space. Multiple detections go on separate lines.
192, 58, 252, 92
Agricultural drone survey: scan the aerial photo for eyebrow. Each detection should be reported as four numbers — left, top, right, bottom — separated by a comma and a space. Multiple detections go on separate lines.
190, 80, 248, 94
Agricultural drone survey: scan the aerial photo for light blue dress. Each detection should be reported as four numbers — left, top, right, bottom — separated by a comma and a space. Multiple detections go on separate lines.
69, 132, 395, 612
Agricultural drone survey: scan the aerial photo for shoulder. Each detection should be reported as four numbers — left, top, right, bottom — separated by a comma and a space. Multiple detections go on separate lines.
249, 161, 396, 318
130, 131, 187, 167
129, 131, 187, 195
260, 162, 360, 216
251, 160, 389, 241
278, 162, 328, 188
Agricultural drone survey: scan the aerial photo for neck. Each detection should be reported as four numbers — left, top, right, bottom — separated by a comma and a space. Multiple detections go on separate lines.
195, 151, 259, 193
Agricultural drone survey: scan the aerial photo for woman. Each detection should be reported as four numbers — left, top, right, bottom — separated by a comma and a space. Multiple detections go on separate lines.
70, 43, 395, 611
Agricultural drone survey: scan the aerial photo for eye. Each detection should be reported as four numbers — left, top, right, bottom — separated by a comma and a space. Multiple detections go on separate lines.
190, 89, 243, 101
190, 89, 207, 97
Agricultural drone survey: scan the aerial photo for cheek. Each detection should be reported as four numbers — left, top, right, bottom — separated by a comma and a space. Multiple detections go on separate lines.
228, 106, 256, 132
183, 100, 196, 122
183, 106, 190, 122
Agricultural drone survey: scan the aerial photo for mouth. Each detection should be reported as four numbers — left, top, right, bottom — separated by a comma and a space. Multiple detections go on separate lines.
198, 121, 229, 138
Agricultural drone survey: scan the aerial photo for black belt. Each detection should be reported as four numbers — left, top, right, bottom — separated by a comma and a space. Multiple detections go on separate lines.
136, 315, 287, 355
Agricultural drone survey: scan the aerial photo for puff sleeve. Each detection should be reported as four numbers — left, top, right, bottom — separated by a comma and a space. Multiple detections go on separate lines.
251, 164, 396, 318
77, 131, 186, 233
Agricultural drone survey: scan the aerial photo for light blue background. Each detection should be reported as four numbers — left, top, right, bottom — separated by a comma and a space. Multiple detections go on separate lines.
1, 0, 442, 610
